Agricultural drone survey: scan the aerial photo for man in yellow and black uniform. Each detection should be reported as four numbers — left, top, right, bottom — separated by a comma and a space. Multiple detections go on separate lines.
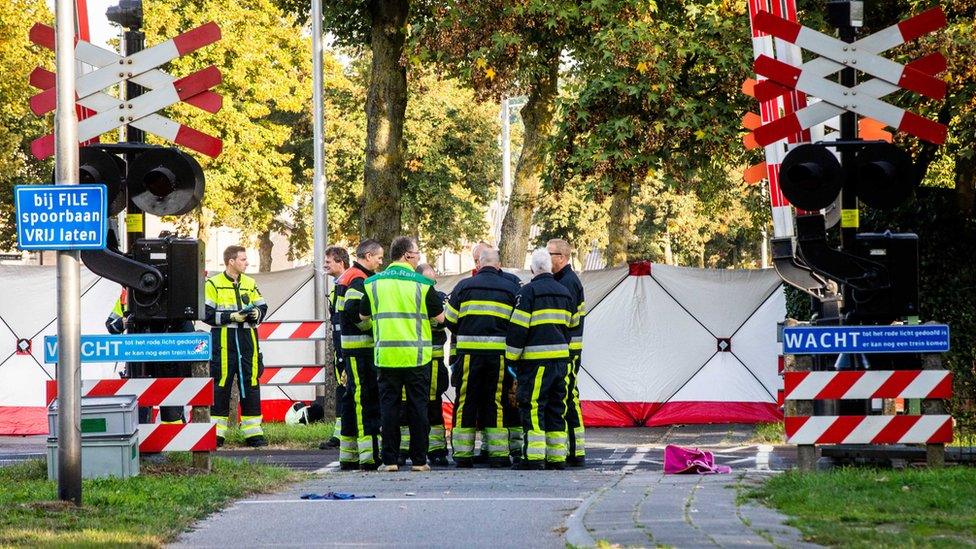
106, 287, 193, 424
359, 236, 445, 472
506, 248, 577, 470
548, 238, 587, 466
337, 240, 384, 470
444, 247, 519, 468
204, 245, 269, 447
398, 264, 452, 467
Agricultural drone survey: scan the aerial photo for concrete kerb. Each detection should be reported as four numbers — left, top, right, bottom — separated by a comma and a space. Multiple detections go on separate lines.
564, 472, 627, 548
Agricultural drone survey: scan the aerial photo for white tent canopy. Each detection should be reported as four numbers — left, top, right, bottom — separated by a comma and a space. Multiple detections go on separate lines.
0, 262, 784, 434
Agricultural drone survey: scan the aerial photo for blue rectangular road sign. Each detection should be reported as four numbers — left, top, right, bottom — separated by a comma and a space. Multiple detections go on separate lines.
14, 184, 107, 250
44, 333, 212, 363
783, 324, 950, 355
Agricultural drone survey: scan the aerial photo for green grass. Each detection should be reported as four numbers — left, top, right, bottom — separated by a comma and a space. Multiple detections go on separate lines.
745, 467, 976, 547
221, 421, 334, 449
750, 422, 785, 444
0, 454, 299, 547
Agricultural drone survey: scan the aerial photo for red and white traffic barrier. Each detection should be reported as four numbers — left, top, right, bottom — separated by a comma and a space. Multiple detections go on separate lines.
257, 321, 328, 341
260, 366, 326, 386
786, 415, 952, 445
139, 423, 217, 452
46, 378, 213, 407
784, 370, 953, 401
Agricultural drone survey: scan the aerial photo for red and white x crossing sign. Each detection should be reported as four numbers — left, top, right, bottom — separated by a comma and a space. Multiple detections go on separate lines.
751, 7, 949, 146
28, 22, 223, 160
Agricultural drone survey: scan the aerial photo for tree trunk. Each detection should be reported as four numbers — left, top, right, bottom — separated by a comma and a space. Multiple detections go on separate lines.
361, 0, 409, 247
258, 230, 273, 272
498, 53, 559, 268
605, 175, 633, 266
956, 153, 975, 217
196, 208, 211, 244
663, 228, 674, 265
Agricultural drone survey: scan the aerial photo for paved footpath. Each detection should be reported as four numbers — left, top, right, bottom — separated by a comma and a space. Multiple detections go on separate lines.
172, 426, 816, 548
1, 426, 816, 547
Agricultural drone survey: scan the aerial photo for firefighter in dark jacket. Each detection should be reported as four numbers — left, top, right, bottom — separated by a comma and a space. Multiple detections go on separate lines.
547, 238, 587, 466
204, 245, 269, 447
321, 245, 351, 448
445, 247, 520, 467
505, 248, 578, 470
337, 240, 385, 470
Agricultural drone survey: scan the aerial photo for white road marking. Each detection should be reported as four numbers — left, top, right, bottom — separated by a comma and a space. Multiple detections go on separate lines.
621, 447, 650, 471
238, 497, 585, 504
312, 461, 339, 474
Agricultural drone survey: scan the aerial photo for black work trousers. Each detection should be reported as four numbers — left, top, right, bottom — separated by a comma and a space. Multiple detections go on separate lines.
515, 361, 569, 463
340, 354, 381, 465
378, 365, 430, 466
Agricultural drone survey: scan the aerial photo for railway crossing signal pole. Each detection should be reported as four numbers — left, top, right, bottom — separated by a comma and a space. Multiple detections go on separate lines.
53, 0, 83, 505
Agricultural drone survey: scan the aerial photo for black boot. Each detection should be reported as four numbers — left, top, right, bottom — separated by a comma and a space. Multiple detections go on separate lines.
454, 457, 474, 468
545, 460, 566, 471
566, 456, 586, 468
512, 460, 544, 471
245, 435, 268, 448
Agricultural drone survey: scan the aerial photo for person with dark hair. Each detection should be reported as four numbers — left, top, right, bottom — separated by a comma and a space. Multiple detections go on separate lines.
359, 236, 445, 472
337, 239, 385, 470
318, 246, 351, 448
204, 245, 269, 447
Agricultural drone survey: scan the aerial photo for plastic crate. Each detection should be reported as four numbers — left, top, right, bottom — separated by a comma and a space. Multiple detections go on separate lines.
48, 395, 138, 438
46, 431, 140, 480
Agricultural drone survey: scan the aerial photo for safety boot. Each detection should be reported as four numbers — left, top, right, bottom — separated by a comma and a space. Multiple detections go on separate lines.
245, 435, 268, 448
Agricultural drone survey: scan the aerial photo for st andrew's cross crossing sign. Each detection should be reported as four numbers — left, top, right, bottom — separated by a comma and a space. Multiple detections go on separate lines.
27, 22, 223, 160
751, 7, 949, 146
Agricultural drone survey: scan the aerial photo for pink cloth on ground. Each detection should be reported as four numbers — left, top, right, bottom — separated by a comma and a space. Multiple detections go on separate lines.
664, 444, 732, 474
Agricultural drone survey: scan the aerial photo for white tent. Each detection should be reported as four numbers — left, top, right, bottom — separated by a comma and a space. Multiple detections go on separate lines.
0, 265, 319, 434
0, 262, 784, 434
573, 262, 785, 426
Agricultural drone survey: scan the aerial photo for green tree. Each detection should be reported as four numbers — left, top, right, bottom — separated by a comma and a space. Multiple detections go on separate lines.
287, 57, 501, 261
0, 0, 53, 248
418, 0, 584, 267
401, 69, 500, 257
549, 0, 757, 266
143, 0, 311, 269
277, 0, 416, 247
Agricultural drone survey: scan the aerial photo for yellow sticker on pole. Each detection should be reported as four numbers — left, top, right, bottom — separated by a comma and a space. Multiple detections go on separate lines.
125, 214, 143, 232
841, 209, 859, 228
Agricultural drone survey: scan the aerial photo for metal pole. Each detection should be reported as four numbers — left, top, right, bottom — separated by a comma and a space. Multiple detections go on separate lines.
55, 0, 82, 505
311, 0, 329, 403
501, 98, 511, 201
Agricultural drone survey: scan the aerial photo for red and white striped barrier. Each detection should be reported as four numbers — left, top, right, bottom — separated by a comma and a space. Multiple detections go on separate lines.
260, 366, 326, 386
784, 370, 953, 401
47, 378, 215, 452
257, 321, 328, 341
139, 423, 217, 452
786, 415, 953, 445
46, 378, 213, 407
